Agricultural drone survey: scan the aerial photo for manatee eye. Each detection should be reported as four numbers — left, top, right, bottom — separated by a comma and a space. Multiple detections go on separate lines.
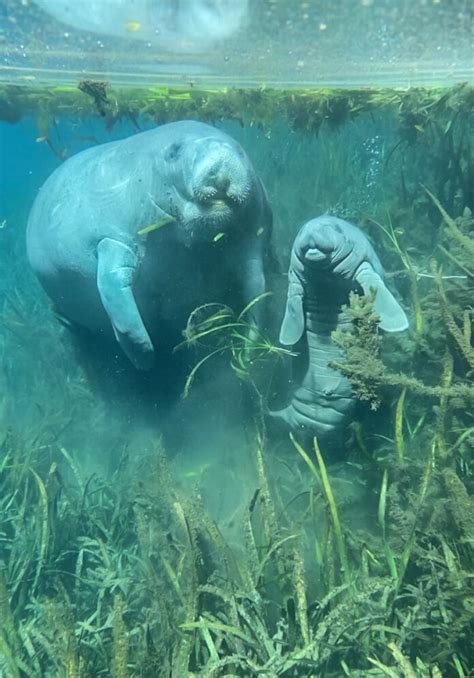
164, 142, 182, 163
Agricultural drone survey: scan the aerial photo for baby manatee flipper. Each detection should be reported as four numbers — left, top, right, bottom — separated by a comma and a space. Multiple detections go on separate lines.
355, 262, 409, 333
279, 270, 305, 346
96, 238, 154, 370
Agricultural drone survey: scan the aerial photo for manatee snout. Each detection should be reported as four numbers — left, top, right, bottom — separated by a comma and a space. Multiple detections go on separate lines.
191, 141, 252, 208
303, 247, 329, 264
177, 141, 256, 247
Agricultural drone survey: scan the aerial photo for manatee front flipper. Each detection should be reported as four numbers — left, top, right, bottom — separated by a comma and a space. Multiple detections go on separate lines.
233, 237, 267, 340
355, 262, 408, 332
279, 269, 305, 346
96, 238, 155, 370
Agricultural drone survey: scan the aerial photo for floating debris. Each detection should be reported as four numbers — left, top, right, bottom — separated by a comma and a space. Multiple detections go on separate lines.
125, 20, 141, 32
137, 215, 176, 235
78, 79, 110, 117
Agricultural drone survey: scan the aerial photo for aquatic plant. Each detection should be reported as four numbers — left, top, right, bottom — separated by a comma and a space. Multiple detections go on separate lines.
1, 417, 472, 675
331, 197, 473, 465
177, 294, 296, 400
1, 81, 472, 146
1, 258, 472, 675
331, 291, 473, 409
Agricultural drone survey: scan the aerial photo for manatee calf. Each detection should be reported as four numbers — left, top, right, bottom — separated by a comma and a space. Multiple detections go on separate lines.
272, 215, 408, 439
26, 121, 272, 369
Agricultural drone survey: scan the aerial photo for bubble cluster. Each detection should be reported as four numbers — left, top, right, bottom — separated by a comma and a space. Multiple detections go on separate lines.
362, 134, 383, 191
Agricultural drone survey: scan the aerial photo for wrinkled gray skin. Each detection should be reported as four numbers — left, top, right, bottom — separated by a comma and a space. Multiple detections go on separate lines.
273, 215, 408, 439
27, 121, 271, 370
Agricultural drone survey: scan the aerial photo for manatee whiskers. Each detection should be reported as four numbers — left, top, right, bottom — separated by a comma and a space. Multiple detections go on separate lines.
192, 181, 251, 207
191, 142, 253, 208
193, 185, 218, 202
228, 184, 251, 205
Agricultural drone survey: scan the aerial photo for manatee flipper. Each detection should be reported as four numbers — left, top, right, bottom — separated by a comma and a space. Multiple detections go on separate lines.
355, 262, 408, 332
96, 237, 155, 369
279, 270, 305, 345
238, 238, 265, 304
232, 237, 266, 344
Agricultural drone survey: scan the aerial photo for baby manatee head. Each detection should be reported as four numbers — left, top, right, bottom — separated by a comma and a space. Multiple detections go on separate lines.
292, 216, 409, 333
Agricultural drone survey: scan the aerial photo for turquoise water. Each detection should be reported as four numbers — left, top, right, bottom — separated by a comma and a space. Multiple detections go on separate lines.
1, 84, 472, 676
0, 3, 473, 676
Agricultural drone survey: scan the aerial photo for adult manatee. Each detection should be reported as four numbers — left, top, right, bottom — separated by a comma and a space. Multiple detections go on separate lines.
27, 121, 271, 369
272, 215, 408, 439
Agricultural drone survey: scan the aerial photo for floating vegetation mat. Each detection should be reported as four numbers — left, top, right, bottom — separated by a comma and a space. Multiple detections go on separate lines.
1, 81, 474, 137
